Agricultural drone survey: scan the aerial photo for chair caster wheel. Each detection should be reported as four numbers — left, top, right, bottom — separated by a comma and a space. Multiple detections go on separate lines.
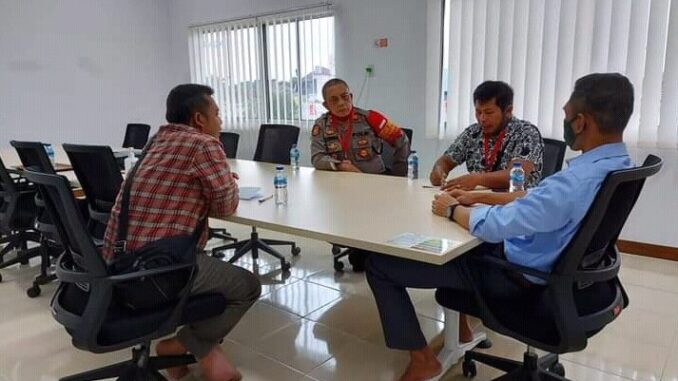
462, 359, 477, 378
549, 362, 565, 377
333, 261, 344, 272
291, 246, 301, 256
27, 285, 41, 298
331, 246, 341, 255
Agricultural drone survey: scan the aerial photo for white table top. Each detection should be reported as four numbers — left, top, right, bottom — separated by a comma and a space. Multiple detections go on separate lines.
224, 160, 481, 265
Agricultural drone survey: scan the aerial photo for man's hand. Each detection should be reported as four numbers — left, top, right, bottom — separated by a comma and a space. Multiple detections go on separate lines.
337, 160, 362, 173
432, 192, 459, 217
449, 189, 477, 205
441, 173, 480, 191
429, 165, 448, 186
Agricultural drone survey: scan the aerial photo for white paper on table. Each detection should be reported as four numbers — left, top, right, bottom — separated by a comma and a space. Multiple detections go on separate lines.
239, 186, 262, 200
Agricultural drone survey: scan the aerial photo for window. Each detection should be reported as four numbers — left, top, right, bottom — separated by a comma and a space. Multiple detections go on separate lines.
189, 7, 335, 129
438, 0, 678, 148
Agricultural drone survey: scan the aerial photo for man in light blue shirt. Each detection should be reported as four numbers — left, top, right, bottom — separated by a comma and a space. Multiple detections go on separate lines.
365, 73, 634, 381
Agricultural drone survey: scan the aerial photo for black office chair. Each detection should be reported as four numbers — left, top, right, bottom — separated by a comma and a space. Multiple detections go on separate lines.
10, 140, 56, 174
381, 127, 413, 176
23, 169, 227, 381
10, 140, 63, 297
253, 124, 300, 164
207, 133, 240, 244
63, 144, 123, 239
0, 157, 42, 280
219, 131, 240, 159
435, 155, 663, 380
212, 124, 301, 272
542, 138, 567, 179
122, 123, 151, 149
332, 128, 413, 272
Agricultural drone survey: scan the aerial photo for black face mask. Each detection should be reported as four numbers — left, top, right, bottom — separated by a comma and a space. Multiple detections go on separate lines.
563, 116, 578, 148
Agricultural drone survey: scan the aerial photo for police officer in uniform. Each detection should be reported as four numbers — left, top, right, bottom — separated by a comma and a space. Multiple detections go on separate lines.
311, 78, 410, 270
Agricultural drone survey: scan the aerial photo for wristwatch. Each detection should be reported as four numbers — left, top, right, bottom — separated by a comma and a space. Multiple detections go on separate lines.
446, 203, 460, 221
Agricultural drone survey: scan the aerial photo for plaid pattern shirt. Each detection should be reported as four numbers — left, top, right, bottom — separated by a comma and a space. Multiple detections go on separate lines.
102, 124, 239, 261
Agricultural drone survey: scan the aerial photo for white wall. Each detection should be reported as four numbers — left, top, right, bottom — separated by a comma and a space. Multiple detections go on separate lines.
0, 0, 172, 149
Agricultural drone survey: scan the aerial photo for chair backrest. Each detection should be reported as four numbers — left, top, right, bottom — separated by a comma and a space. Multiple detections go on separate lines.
63, 144, 123, 223
122, 123, 151, 149
542, 138, 566, 179
0, 156, 17, 196
555, 154, 662, 275
253, 124, 300, 164
22, 170, 106, 276
0, 157, 18, 231
539, 154, 662, 352
10, 140, 56, 174
219, 132, 240, 159
381, 127, 413, 177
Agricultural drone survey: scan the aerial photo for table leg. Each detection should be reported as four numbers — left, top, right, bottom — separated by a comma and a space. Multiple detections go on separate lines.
429, 308, 487, 381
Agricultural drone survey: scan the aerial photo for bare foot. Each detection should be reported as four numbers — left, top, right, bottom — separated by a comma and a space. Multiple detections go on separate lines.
156, 338, 190, 380
199, 345, 242, 381
459, 314, 474, 343
399, 346, 442, 381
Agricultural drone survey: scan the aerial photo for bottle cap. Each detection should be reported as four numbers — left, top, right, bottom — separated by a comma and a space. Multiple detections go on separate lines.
276, 165, 284, 170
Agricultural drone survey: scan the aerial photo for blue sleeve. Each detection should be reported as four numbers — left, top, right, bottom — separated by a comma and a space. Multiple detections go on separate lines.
469, 173, 577, 242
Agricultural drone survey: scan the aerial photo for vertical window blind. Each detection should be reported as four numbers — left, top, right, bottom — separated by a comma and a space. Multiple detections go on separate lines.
189, 5, 335, 130
437, 0, 678, 148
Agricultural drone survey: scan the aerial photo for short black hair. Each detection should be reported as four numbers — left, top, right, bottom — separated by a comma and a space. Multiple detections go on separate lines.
569, 73, 634, 134
165, 84, 214, 124
473, 81, 514, 111
321, 78, 350, 100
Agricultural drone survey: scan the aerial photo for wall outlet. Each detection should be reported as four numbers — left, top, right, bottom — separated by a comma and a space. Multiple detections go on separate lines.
366, 65, 374, 77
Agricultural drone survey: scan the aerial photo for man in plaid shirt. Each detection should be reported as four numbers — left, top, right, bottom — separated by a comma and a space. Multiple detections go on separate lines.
103, 84, 260, 381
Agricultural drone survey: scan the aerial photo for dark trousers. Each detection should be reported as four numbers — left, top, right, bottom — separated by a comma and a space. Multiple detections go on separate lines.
177, 254, 261, 358
365, 243, 527, 350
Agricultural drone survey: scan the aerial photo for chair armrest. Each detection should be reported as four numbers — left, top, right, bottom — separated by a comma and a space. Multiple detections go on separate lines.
55, 253, 97, 284
106, 262, 196, 285
471, 254, 552, 282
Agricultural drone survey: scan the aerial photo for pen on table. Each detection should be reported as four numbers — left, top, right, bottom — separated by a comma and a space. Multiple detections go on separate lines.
421, 185, 438, 189
258, 194, 274, 203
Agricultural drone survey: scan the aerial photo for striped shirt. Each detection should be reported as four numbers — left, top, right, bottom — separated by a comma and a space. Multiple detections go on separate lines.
102, 124, 239, 261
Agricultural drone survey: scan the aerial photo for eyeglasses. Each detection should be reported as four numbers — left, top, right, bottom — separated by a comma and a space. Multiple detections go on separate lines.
326, 92, 352, 105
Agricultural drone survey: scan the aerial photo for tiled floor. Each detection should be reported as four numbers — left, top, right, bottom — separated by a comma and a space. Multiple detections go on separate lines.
1, 221, 678, 381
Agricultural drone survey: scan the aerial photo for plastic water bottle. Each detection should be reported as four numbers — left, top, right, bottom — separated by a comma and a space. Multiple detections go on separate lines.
509, 162, 525, 192
407, 150, 419, 180
274, 166, 288, 205
123, 147, 138, 176
43, 144, 55, 166
290, 144, 300, 171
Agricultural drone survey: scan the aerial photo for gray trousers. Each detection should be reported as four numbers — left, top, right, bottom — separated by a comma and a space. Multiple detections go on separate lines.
177, 254, 261, 358
365, 243, 526, 351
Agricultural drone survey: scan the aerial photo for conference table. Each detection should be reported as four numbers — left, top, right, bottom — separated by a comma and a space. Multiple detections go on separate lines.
222, 159, 488, 378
